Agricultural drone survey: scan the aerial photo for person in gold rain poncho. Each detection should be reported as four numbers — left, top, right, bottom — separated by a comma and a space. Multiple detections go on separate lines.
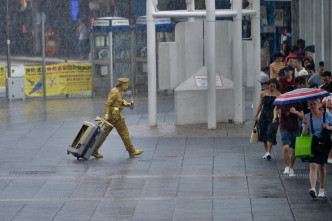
92, 78, 143, 158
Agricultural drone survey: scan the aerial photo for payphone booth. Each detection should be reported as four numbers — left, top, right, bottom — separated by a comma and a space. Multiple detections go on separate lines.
134, 16, 174, 93
91, 17, 132, 97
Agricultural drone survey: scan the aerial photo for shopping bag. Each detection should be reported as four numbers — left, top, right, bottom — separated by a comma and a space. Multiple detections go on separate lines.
250, 122, 259, 144
295, 134, 314, 158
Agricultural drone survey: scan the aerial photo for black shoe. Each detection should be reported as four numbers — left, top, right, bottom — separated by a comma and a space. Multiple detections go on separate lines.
266, 154, 271, 160
309, 189, 317, 198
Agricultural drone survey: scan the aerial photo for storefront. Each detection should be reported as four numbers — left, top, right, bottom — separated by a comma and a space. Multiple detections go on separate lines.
260, 0, 292, 66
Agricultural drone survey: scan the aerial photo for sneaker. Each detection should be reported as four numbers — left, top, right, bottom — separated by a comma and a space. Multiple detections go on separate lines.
318, 189, 326, 198
309, 188, 317, 198
289, 168, 295, 177
266, 153, 272, 160
328, 158, 332, 164
262, 152, 268, 159
283, 167, 290, 174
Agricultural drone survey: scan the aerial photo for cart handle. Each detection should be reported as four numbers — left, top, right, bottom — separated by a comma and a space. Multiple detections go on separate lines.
95, 116, 114, 128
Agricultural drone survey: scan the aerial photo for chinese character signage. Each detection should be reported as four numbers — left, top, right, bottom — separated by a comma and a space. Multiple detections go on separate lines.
25, 63, 92, 96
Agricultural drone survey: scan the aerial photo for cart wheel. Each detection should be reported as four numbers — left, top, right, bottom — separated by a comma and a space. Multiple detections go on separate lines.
77, 157, 80, 160
67, 151, 70, 155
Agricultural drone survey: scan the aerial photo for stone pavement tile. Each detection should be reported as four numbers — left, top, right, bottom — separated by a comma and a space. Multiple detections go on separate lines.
213, 177, 249, 197
213, 199, 252, 221
251, 198, 294, 221
10, 201, 64, 221
215, 137, 246, 153
244, 147, 279, 175
91, 200, 137, 220
70, 178, 112, 198
154, 137, 186, 157
104, 178, 145, 198
0, 178, 46, 199
214, 154, 246, 175
115, 159, 150, 176
292, 207, 332, 221
0, 202, 25, 221
52, 200, 100, 221
214, 143, 244, 155
54, 165, 88, 176
247, 176, 285, 197
185, 138, 214, 157
141, 177, 179, 198
34, 178, 81, 199
177, 177, 212, 197
172, 199, 212, 221
133, 200, 174, 220
148, 156, 183, 175
181, 156, 213, 175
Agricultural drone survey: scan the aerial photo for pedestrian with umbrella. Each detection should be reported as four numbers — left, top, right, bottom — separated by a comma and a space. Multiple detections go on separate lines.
273, 86, 304, 177
273, 88, 330, 180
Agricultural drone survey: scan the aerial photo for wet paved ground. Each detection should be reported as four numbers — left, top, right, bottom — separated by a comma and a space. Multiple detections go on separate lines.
0, 93, 332, 220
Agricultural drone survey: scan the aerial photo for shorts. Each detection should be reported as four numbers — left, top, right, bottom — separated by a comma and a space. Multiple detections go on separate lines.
280, 130, 298, 149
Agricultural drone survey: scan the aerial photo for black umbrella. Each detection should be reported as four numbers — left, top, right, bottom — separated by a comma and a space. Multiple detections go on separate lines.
304, 45, 315, 53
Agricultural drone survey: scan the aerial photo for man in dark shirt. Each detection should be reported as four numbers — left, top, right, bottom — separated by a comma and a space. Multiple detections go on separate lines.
273, 87, 304, 177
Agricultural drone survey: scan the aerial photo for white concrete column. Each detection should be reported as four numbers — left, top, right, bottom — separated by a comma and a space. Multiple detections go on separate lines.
147, 0, 157, 126
324, 0, 331, 70
188, 0, 195, 22
306, 0, 314, 46
252, 0, 260, 118
205, 0, 216, 129
298, 0, 305, 39
313, 0, 322, 63
232, 0, 243, 123
321, 0, 325, 61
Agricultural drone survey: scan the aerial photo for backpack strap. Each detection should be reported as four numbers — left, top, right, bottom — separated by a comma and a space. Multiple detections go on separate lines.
310, 113, 315, 135
310, 111, 326, 136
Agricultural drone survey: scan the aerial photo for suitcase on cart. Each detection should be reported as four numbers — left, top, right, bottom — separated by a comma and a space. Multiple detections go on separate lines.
67, 117, 113, 160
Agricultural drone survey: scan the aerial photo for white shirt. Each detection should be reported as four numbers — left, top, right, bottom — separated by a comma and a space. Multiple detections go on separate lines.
294, 67, 305, 77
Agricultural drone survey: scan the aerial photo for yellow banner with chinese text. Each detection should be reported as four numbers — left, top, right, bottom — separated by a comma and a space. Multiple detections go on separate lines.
25, 63, 92, 96
0, 66, 6, 87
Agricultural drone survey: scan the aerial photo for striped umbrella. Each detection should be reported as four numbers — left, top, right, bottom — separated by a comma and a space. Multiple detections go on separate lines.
273, 88, 330, 105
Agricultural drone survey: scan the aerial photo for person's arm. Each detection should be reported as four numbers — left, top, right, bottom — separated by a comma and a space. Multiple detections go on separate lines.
302, 115, 309, 136
254, 92, 264, 122
290, 107, 304, 119
273, 106, 279, 123
269, 64, 274, 79
322, 112, 332, 130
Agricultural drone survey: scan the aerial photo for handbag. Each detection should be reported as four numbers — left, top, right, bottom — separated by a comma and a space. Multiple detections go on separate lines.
310, 112, 332, 155
250, 122, 260, 144
295, 134, 314, 158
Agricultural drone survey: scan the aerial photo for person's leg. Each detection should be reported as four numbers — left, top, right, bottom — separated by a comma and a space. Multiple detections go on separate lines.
266, 141, 273, 153
280, 130, 291, 173
114, 115, 143, 157
92, 124, 113, 158
328, 149, 332, 163
283, 145, 290, 167
290, 148, 296, 168
289, 132, 297, 175
319, 164, 327, 189
309, 163, 318, 189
